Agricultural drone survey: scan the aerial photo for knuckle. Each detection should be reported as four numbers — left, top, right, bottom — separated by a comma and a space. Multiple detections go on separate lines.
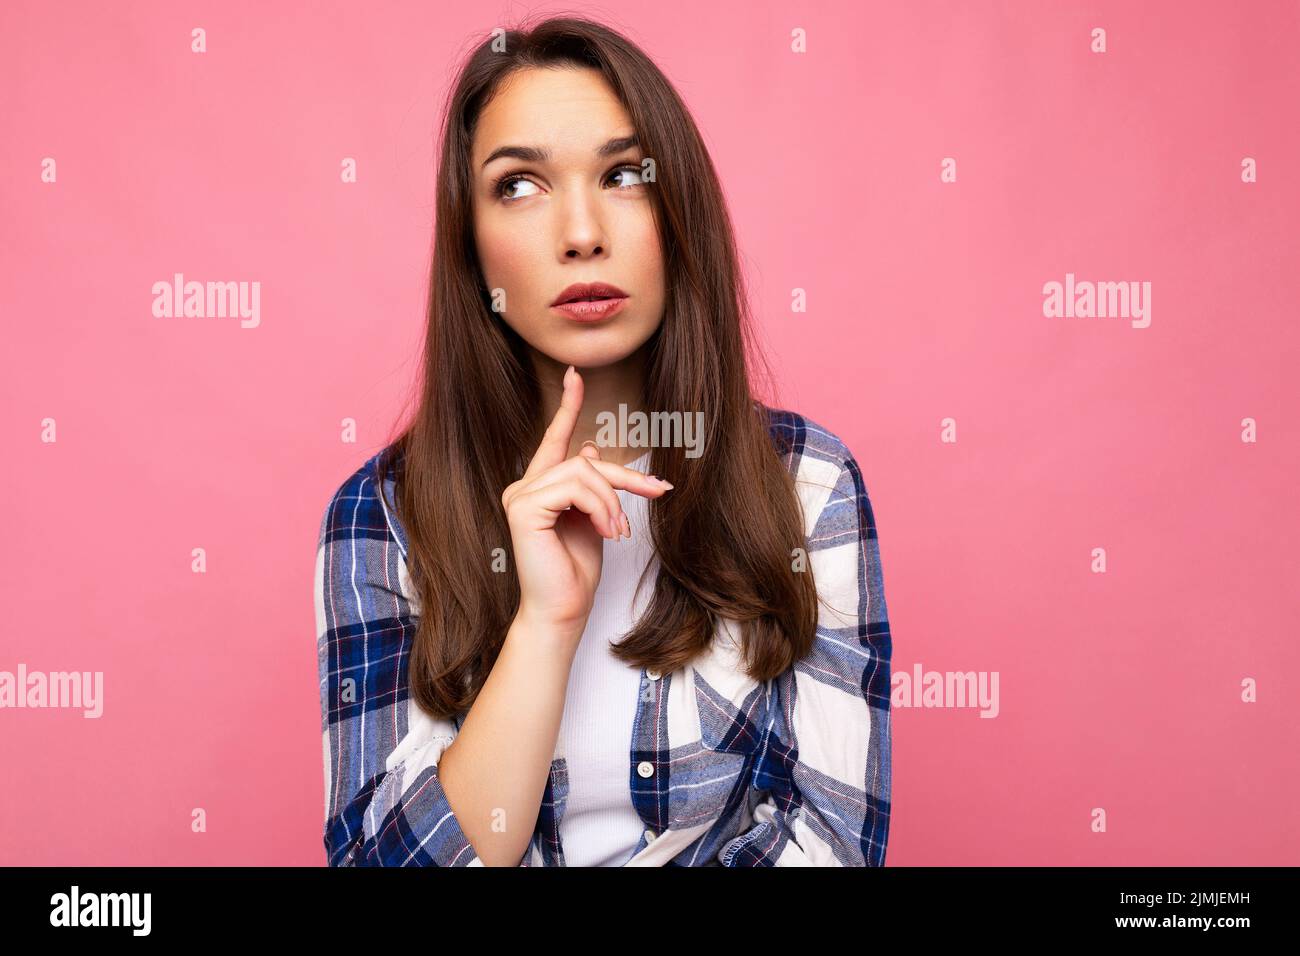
502, 484, 526, 515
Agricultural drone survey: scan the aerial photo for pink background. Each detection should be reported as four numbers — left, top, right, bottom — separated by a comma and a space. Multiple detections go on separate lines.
2, 0, 1297, 865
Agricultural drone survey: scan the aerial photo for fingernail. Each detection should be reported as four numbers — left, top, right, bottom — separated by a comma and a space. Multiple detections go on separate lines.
620, 513, 631, 538
649, 475, 674, 490
581, 439, 598, 450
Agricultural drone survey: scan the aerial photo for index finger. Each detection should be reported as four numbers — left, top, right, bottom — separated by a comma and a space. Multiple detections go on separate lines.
524, 364, 583, 480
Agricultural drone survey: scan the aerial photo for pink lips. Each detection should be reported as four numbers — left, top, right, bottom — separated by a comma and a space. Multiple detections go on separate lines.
550, 281, 629, 323
551, 297, 628, 322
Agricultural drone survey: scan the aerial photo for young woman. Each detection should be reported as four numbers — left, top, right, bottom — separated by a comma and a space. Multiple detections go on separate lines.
314, 16, 892, 867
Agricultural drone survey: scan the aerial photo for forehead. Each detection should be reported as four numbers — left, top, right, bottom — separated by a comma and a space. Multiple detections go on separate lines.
472, 66, 633, 162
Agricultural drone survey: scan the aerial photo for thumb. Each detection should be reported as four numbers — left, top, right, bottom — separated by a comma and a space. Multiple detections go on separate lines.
578, 440, 602, 461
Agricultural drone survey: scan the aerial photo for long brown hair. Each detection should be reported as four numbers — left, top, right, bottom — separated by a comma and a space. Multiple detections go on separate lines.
375, 15, 819, 719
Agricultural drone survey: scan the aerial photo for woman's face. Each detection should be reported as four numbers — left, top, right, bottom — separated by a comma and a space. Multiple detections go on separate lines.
471, 66, 666, 372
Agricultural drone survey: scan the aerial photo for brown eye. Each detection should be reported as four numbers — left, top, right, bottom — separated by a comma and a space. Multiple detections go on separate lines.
495, 174, 540, 201
606, 165, 645, 189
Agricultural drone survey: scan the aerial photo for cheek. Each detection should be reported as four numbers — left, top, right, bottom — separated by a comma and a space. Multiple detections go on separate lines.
475, 220, 551, 343
476, 217, 540, 294
626, 217, 666, 306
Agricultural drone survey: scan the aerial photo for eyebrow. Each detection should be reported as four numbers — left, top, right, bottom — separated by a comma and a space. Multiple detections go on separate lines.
480, 134, 640, 170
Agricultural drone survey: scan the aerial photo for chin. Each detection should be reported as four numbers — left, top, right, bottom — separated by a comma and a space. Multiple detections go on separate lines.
547, 336, 643, 369
532, 322, 657, 369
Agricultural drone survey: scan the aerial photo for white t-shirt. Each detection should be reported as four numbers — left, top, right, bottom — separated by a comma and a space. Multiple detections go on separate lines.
554, 449, 658, 866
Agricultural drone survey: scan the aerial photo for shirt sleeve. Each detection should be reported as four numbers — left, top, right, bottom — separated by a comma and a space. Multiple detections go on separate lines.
315, 468, 489, 867
717, 449, 893, 866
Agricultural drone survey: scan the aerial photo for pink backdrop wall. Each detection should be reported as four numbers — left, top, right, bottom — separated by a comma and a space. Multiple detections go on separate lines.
2, 0, 1296, 865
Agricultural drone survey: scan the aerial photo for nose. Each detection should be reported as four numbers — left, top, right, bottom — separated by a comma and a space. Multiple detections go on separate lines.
558, 190, 607, 260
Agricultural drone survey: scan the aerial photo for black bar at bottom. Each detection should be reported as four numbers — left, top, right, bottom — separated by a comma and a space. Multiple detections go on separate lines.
0, 865, 1289, 940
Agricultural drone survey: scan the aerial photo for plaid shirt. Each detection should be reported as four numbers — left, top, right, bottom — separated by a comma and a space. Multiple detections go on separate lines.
314, 406, 892, 866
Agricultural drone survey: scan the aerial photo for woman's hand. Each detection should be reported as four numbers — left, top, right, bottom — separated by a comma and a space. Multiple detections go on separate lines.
501, 364, 674, 641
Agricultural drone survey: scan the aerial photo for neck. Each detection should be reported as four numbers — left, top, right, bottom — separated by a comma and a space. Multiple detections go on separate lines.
531, 345, 649, 467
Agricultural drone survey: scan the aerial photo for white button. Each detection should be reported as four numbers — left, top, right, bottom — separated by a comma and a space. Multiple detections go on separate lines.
636, 760, 655, 778
646, 668, 661, 681
644, 828, 657, 844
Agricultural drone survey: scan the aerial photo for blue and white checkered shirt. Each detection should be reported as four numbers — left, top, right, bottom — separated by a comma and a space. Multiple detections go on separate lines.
314, 406, 892, 865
